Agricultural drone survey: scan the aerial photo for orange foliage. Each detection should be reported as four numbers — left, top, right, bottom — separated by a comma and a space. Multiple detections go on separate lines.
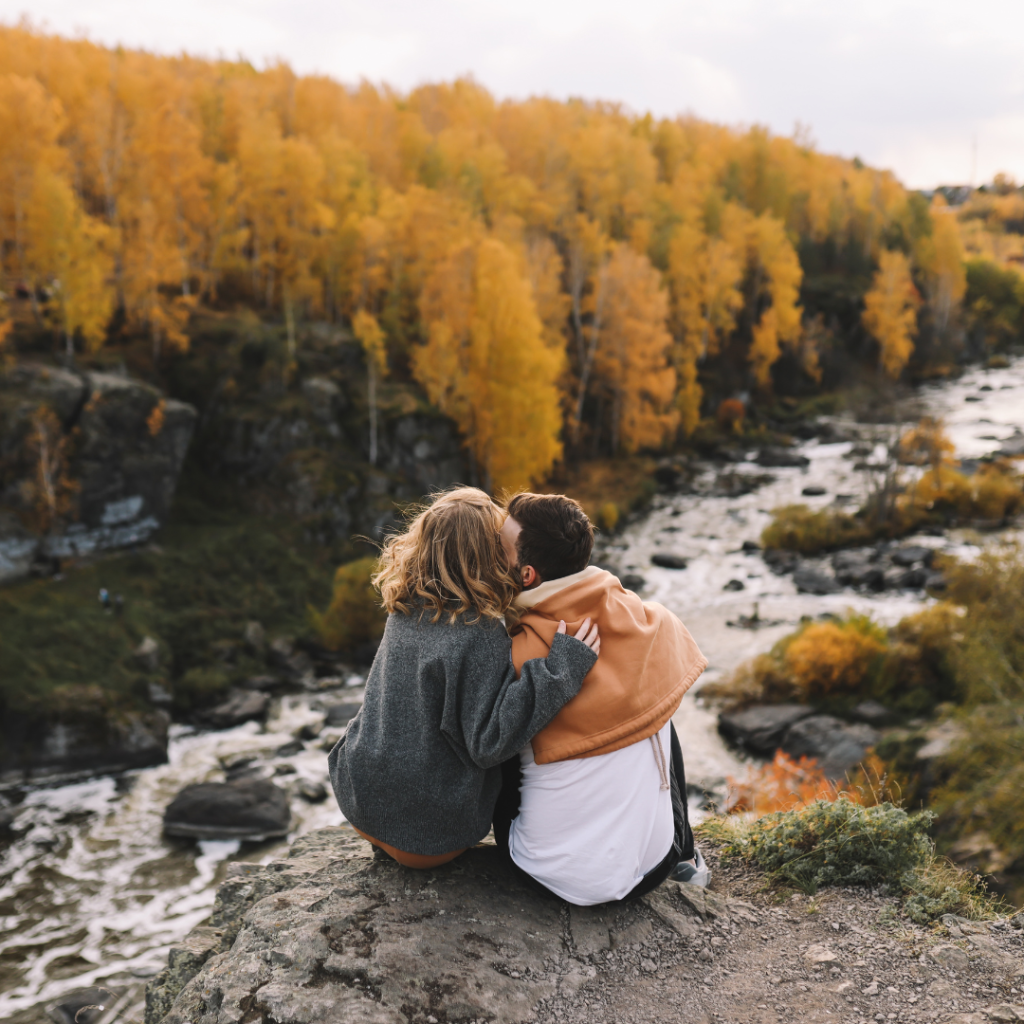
146, 399, 166, 437
725, 751, 892, 815
0, 25, 964, 462
716, 398, 745, 432
783, 620, 887, 696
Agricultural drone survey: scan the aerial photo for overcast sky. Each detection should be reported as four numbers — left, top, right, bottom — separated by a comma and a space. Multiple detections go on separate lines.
4, 0, 1023, 190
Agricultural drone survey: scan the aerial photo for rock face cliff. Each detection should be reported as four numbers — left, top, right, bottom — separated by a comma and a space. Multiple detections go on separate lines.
0, 363, 197, 582
145, 827, 1024, 1024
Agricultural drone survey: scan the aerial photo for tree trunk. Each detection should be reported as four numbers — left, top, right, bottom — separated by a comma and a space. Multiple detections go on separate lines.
368, 358, 378, 466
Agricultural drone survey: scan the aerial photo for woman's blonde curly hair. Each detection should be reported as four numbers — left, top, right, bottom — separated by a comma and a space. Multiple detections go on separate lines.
374, 486, 519, 623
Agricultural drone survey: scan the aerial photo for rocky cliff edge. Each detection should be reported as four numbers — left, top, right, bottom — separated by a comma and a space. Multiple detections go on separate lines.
145, 826, 1024, 1024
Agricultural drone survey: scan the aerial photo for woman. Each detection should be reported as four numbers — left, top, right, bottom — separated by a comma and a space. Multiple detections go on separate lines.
328, 487, 600, 868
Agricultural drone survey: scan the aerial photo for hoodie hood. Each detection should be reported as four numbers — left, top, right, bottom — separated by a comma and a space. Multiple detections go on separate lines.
510, 568, 707, 764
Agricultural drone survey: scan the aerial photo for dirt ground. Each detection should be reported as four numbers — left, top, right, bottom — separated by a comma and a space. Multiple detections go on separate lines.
532, 843, 1024, 1024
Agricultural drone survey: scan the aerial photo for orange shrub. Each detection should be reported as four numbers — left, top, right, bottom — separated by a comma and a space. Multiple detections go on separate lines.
716, 398, 746, 432
725, 751, 893, 815
783, 619, 887, 696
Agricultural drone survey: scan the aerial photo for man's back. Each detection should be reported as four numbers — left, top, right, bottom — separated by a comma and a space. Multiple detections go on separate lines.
509, 721, 674, 904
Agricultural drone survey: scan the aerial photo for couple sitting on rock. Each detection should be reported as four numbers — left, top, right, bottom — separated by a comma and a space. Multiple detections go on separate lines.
328, 487, 710, 905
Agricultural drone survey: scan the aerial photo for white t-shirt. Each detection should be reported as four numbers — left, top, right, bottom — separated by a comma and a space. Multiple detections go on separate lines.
507, 721, 674, 905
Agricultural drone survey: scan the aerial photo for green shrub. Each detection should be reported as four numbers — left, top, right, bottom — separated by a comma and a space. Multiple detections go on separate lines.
174, 665, 232, 711
761, 504, 873, 554
310, 556, 387, 653
702, 798, 1001, 921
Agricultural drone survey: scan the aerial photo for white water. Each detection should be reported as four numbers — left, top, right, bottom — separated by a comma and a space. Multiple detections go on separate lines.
1, 356, 1022, 1019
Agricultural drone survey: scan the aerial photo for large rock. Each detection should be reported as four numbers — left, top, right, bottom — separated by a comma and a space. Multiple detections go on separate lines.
162, 778, 291, 841
147, 828, 755, 1024
718, 704, 815, 756
0, 363, 197, 577
0, 691, 169, 786
198, 689, 270, 730
756, 447, 810, 468
780, 714, 881, 778
792, 566, 841, 594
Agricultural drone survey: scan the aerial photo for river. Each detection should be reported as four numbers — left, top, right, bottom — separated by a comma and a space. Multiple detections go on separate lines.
1, 357, 1022, 1021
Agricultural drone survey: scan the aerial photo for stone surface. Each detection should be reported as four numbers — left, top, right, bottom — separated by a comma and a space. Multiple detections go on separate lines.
147, 829, 755, 1024
651, 553, 688, 570
756, 447, 810, 468
0, 700, 169, 786
323, 700, 363, 728
850, 699, 897, 726
891, 545, 935, 567
792, 566, 841, 595
141, 827, 1024, 1024
198, 689, 270, 730
780, 714, 880, 778
134, 636, 162, 673
162, 778, 291, 841
718, 704, 815, 756
763, 548, 800, 574
0, 363, 197, 579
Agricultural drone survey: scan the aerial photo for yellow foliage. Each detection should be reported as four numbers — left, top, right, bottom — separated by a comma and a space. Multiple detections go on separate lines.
784, 620, 887, 696
415, 237, 563, 491
0, 26, 973, 459
146, 399, 167, 437
863, 249, 921, 378
594, 244, 677, 453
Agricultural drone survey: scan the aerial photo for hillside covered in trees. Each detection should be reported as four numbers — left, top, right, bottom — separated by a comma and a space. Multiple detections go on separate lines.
3, 25, 1023, 493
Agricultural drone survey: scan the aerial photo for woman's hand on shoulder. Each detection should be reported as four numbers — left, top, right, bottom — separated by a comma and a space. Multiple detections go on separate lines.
556, 617, 600, 656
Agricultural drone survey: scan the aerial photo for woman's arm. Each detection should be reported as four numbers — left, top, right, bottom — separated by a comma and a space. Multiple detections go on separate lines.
441, 620, 599, 769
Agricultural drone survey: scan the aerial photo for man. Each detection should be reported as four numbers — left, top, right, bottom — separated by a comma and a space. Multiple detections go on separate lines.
495, 491, 710, 905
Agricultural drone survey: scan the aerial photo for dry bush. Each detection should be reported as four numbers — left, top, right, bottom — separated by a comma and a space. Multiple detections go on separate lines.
784, 617, 888, 697
761, 504, 872, 555
725, 751, 895, 815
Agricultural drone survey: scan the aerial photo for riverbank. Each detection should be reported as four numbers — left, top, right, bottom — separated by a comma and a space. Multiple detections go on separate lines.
1, 355, 1023, 1020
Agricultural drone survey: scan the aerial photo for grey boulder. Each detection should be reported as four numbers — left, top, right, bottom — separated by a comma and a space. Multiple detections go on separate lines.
792, 567, 840, 594
163, 778, 291, 841
780, 715, 880, 778
198, 689, 270, 730
718, 704, 815, 757
651, 553, 688, 569
757, 447, 810, 468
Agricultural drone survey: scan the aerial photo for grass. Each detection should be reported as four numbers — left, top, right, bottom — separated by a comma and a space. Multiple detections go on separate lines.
0, 513, 333, 763
699, 797, 1005, 923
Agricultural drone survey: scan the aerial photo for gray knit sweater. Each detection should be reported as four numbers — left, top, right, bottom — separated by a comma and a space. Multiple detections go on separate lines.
328, 610, 597, 855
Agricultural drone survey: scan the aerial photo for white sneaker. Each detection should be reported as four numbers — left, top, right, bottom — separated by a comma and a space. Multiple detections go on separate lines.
668, 847, 711, 887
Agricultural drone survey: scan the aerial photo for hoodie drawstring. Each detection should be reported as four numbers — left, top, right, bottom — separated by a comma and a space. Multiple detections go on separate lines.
650, 733, 670, 791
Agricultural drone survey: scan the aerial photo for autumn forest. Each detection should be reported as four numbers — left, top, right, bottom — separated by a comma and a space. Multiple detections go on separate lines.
1, 25, 1023, 491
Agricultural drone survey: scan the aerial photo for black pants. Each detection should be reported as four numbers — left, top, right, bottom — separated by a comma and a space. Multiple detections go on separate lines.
492, 722, 694, 904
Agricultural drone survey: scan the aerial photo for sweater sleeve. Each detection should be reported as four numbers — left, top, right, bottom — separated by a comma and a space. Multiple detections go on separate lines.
441, 630, 597, 770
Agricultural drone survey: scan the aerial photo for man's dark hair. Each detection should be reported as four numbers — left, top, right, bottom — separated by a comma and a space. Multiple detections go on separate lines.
506, 492, 594, 582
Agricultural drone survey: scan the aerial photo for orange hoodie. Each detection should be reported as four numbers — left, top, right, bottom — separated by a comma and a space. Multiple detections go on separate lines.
509, 566, 707, 765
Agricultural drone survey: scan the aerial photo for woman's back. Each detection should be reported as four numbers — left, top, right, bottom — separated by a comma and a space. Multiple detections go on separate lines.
329, 609, 595, 855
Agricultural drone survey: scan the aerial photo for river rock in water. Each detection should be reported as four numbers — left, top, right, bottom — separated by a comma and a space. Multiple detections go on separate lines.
780, 715, 880, 778
756, 447, 810, 468
718, 704, 815, 756
792, 566, 840, 595
198, 689, 270, 729
652, 553, 688, 569
162, 778, 291, 841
